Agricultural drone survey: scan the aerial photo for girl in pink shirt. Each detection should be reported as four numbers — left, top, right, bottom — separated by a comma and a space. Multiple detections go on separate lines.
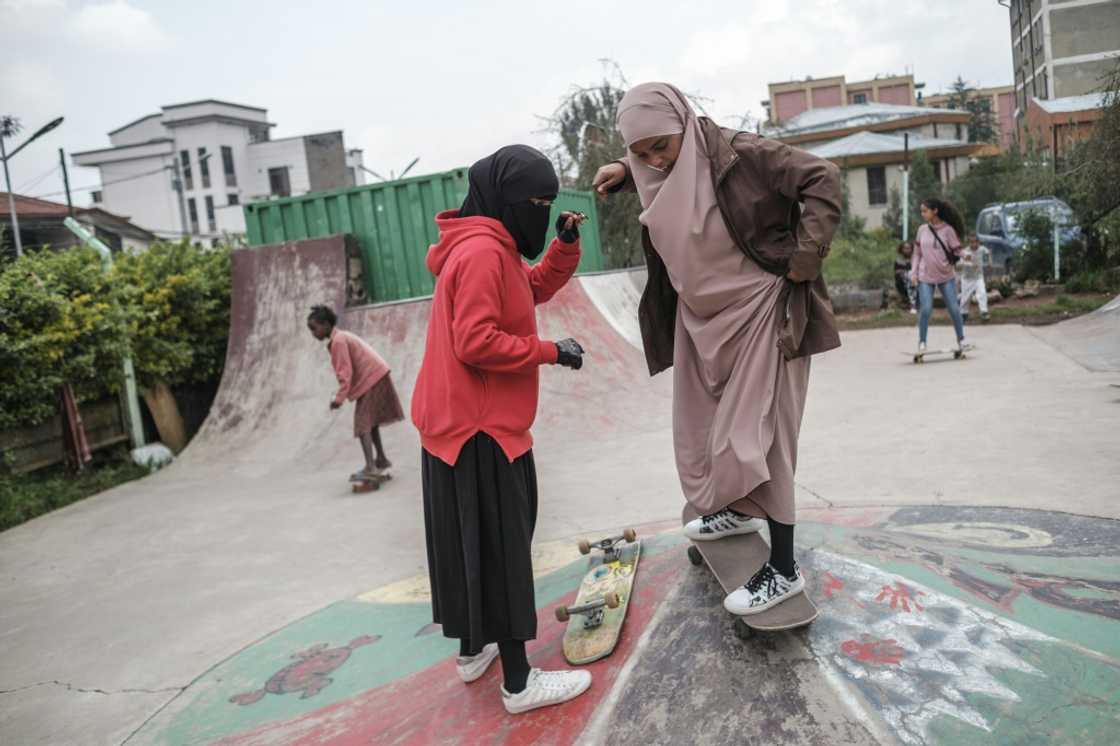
307, 304, 404, 480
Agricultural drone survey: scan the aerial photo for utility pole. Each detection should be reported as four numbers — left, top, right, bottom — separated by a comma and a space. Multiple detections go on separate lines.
60, 147, 73, 216
901, 133, 911, 242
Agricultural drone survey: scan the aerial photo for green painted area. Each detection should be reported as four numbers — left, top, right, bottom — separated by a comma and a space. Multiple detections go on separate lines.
797, 522, 1120, 660
924, 638, 1120, 746
139, 533, 682, 745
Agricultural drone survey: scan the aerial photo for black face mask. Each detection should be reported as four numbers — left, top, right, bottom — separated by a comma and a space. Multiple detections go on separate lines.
459, 145, 559, 260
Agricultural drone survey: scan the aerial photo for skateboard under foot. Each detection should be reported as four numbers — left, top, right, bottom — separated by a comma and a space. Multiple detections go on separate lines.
556, 528, 640, 664
682, 505, 817, 640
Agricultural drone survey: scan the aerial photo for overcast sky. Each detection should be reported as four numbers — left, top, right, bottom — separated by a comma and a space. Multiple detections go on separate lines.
1, 0, 1014, 208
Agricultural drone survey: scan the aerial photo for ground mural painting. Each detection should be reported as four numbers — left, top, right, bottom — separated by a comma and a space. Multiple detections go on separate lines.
129, 507, 1120, 746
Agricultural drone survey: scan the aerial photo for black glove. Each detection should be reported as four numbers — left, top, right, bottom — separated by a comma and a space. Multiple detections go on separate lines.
556, 214, 580, 244
554, 338, 585, 370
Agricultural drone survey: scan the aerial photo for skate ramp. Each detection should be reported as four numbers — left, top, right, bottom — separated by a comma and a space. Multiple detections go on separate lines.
1031, 293, 1120, 372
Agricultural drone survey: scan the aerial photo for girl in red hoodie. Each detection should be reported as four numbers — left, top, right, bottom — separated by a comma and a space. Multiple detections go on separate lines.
412, 145, 591, 715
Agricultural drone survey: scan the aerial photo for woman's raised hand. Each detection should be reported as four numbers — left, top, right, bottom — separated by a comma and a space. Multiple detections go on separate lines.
592, 162, 626, 195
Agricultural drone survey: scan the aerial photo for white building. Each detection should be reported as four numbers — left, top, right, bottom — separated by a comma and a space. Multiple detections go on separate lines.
765, 103, 984, 229
73, 100, 364, 243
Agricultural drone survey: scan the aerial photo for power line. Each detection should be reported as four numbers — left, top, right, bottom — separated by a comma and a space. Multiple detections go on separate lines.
32, 164, 171, 199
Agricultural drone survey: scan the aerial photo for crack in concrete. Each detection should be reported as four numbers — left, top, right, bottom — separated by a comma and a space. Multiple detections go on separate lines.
0, 680, 185, 697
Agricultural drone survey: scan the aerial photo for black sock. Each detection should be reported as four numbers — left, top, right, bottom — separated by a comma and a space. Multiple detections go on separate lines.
498, 640, 531, 694
767, 518, 796, 577
459, 639, 480, 658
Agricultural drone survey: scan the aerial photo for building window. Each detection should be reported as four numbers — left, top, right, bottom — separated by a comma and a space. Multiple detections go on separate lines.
205, 196, 217, 233
187, 197, 199, 235
198, 147, 211, 188
91, 190, 102, 204
180, 150, 193, 191
228, 193, 240, 206
268, 166, 291, 198
221, 146, 237, 187
866, 166, 887, 206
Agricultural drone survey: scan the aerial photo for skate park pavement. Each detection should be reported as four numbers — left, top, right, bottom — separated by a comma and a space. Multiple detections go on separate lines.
2, 235, 1118, 746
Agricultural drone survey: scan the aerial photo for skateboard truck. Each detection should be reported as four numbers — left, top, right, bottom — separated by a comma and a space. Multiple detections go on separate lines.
554, 592, 621, 629
578, 528, 638, 563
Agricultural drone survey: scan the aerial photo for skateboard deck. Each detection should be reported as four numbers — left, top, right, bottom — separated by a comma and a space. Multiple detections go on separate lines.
903, 347, 971, 363
557, 531, 640, 664
682, 505, 817, 637
350, 472, 391, 493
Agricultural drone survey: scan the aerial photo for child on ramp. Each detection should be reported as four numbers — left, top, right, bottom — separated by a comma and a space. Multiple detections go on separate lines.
307, 304, 404, 481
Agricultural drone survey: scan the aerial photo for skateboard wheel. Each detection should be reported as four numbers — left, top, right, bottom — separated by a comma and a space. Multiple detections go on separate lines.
687, 545, 703, 566
622, 528, 637, 543
578, 540, 591, 555
733, 617, 753, 641
555, 606, 570, 623
604, 592, 620, 609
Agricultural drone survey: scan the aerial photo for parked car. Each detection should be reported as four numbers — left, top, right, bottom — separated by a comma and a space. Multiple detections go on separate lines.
975, 197, 1081, 274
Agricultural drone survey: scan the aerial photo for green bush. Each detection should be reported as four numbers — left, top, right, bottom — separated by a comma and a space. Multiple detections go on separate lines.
823, 234, 897, 289
0, 247, 128, 430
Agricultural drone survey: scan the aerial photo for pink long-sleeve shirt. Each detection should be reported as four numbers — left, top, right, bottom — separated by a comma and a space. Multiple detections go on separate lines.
913, 222, 962, 285
328, 328, 390, 406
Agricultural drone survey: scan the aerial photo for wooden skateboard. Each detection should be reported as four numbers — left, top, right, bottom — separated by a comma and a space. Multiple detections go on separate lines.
350, 472, 391, 493
555, 529, 640, 664
682, 505, 817, 640
904, 346, 972, 363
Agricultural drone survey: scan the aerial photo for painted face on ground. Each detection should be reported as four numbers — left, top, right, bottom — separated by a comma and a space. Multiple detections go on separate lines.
628, 133, 684, 173
307, 319, 331, 341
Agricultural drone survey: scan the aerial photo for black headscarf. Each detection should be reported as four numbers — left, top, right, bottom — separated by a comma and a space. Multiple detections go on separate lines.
458, 145, 559, 260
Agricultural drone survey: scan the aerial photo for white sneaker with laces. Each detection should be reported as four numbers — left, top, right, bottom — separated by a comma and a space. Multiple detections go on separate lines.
724, 562, 805, 616
502, 668, 592, 714
456, 643, 499, 683
683, 508, 765, 542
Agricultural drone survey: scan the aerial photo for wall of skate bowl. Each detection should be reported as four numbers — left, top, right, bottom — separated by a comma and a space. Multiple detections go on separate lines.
183, 238, 662, 474
1032, 293, 1120, 372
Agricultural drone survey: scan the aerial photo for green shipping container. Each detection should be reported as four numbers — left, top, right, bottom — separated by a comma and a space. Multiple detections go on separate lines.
243, 170, 603, 304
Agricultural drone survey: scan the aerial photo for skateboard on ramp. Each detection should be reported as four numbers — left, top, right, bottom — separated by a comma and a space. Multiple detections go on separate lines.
905, 346, 972, 364
682, 505, 817, 640
349, 471, 391, 493
555, 529, 640, 664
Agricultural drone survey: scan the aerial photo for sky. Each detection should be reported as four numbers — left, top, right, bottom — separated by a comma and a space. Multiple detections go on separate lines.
1, 0, 1015, 208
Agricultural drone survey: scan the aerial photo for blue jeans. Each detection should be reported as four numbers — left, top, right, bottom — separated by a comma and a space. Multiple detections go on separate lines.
918, 280, 965, 344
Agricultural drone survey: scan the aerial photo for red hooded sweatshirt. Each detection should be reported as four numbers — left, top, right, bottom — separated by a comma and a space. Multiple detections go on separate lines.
411, 210, 581, 466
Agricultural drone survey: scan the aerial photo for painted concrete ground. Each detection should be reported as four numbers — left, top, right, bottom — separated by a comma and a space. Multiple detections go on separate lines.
126, 507, 1120, 746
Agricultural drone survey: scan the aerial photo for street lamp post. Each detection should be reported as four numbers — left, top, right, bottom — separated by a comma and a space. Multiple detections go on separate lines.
1, 116, 65, 257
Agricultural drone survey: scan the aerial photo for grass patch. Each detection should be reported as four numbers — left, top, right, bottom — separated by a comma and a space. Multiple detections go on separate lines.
823, 235, 897, 289
1, 448, 150, 533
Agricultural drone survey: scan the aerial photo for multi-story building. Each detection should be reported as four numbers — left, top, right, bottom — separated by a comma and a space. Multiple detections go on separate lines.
73, 100, 364, 243
762, 74, 921, 125
1005, 0, 1120, 119
765, 103, 981, 229
922, 85, 1018, 151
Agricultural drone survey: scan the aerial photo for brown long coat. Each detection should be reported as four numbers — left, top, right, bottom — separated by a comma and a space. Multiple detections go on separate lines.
616, 117, 843, 376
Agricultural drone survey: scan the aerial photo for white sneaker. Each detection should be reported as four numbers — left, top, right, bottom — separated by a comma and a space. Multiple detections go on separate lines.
683, 508, 765, 542
456, 643, 499, 683
724, 562, 805, 616
502, 668, 592, 714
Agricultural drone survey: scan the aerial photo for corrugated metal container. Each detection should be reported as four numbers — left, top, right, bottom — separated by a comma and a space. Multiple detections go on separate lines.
243, 171, 603, 303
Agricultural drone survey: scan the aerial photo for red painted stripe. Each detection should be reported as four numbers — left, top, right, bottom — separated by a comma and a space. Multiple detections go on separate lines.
215, 551, 683, 745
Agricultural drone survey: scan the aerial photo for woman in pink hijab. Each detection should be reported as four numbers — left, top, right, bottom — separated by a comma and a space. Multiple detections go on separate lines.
593, 83, 842, 615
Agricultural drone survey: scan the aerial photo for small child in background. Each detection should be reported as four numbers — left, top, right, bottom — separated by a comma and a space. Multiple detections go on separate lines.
894, 241, 918, 314
958, 235, 992, 323
306, 304, 404, 481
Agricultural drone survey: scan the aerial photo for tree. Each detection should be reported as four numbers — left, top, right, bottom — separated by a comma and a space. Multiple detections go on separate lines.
946, 76, 998, 144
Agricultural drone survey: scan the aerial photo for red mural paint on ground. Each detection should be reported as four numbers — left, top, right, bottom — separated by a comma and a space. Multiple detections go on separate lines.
822, 572, 844, 599
875, 582, 926, 613
841, 636, 906, 666
213, 551, 683, 746
229, 636, 381, 706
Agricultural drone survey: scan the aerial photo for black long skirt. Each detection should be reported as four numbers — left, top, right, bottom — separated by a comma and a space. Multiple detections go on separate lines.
422, 432, 538, 651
